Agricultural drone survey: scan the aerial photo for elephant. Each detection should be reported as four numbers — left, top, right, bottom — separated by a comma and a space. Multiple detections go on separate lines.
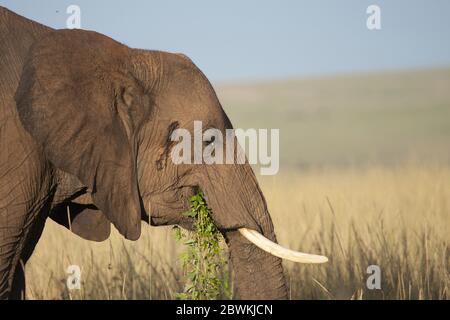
0, 6, 326, 300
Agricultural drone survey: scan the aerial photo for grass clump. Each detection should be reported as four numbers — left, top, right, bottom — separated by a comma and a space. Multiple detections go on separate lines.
173, 191, 230, 300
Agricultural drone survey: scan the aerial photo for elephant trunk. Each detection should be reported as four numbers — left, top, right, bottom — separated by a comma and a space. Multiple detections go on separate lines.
200, 163, 289, 299
224, 230, 288, 299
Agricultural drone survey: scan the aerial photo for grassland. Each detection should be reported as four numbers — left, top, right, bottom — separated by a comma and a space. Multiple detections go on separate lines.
219, 68, 450, 168
25, 68, 450, 299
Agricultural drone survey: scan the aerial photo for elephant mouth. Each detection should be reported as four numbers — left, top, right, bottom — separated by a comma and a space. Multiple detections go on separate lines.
142, 186, 328, 264
142, 186, 196, 230
199, 191, 329, 264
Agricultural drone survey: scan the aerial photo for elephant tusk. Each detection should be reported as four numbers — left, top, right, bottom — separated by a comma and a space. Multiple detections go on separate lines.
238, 228, 328, 264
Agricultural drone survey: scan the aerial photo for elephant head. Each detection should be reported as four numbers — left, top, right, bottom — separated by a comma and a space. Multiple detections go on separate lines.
15, 29, 326, 299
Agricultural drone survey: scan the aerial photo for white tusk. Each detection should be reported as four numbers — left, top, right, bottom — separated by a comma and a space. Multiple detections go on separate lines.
238, 228, 328, 264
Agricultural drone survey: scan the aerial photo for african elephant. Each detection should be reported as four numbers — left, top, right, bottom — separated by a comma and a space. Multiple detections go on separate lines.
0, 7, 326, 300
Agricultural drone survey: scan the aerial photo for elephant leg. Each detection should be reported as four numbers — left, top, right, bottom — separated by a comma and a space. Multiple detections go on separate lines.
0, 192, 53, 300
8, 206, 49, 300
0, 119, 55, 299
9, 262, 25, 300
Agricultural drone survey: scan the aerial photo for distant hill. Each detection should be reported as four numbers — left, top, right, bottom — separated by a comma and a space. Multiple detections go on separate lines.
215, 68, 450, 169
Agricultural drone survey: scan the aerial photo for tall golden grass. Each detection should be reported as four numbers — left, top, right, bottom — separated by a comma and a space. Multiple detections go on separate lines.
25, 164, 449, 300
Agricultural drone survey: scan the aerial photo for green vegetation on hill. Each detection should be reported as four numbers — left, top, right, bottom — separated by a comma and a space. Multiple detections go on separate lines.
216, 68, 450, 169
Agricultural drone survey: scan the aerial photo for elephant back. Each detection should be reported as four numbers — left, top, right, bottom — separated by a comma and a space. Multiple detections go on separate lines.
0, 6, 52, 118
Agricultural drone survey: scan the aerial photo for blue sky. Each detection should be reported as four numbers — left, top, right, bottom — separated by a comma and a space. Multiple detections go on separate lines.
1, 0, 450, 81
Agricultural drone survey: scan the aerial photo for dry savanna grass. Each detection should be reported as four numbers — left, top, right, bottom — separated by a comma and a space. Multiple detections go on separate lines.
26, 165, 449, 300
267, 165, 449, 300
24, 68, 450, 299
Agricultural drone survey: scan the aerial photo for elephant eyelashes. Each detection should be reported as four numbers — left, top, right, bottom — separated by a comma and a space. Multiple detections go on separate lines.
205, 135, 215, 146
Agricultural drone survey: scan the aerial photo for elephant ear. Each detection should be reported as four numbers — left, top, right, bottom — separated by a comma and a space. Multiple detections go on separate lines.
15, 29, 144, 240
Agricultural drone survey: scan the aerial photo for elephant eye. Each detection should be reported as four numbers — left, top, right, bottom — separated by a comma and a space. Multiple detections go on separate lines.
205, 135, 215, 146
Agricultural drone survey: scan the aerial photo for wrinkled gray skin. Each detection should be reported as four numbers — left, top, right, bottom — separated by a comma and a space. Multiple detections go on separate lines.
0, 7, 287, 299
